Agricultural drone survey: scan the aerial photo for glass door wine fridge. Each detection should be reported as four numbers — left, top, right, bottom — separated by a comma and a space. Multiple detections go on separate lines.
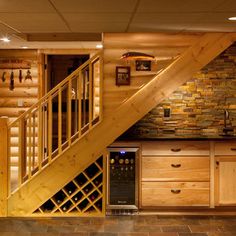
107, 147, 139, 214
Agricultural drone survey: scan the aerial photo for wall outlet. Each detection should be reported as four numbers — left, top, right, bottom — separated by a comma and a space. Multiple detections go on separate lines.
18, 99, 23, 107
164, 108, 171, 118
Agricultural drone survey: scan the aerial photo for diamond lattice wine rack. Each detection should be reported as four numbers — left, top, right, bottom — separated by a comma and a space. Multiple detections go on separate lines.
33, 156, 105, 216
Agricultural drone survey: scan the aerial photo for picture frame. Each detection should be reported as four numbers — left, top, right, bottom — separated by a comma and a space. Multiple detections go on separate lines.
116, 66, 130, 86
135, 60, 151, 71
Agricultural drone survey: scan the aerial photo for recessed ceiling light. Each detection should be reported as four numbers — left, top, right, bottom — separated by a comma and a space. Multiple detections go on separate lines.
228, 16, 236, 21
96, 44, 103, 49
0, 37, 10, 42
21, 46, 28, 49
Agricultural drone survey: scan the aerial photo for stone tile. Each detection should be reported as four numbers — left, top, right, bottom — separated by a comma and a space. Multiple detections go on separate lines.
47, 225, 76, 233
161, 226, 191, 233
31, 233, 59, 236
149, 233, 178, 236
75, 225, 104, 232
118, 233, 149, 236
89, 233, 117, 236
218, 225, 236, 232
0, 233, 30, 236
60, 233, 89, 236
132, 225, 162, 233
189, 225, 220, 233
178, 233, 208, 236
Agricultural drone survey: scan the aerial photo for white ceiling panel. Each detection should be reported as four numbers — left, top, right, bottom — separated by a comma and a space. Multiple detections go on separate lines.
51, 0, 137, 12
0, 0, 55, 13
132, 13, 203, 24
137, 0, 225, 13
68, 22, 128, 32
63, 13, 131, 23
214, 0, 236, 11
0, 13, 70, 33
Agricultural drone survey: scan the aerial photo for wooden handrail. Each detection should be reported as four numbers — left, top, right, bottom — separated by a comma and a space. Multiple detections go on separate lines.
7, 52, 102, 194
8, 53, 101, 128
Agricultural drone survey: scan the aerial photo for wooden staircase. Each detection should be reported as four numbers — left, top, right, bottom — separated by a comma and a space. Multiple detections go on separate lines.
4, 33, 235, 216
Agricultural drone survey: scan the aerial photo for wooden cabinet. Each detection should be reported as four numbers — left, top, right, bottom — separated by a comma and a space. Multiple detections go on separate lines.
142, 182, 209, 207
215, 141, 236, 206
140, 141, 210, 208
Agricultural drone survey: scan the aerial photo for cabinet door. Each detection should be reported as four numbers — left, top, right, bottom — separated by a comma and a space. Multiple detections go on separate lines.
217, 159, 236, 205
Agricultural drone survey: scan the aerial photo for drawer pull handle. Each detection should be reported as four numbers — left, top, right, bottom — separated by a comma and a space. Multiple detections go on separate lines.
171, 189, 181, 194
231, 148, 236, 151
171, 148, 181, 152
171, 164, 181, 168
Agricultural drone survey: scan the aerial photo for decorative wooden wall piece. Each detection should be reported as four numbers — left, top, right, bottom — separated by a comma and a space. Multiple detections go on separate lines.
0, 50, 39, 122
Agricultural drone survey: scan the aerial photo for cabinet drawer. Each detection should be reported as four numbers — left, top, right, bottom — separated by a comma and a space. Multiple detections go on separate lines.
141, 182, 209, 207
142, 156, 210, 181
215, 141, 236, 156
142, 141, 209, 156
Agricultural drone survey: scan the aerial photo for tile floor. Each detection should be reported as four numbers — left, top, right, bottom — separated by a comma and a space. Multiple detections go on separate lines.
0, 215, 236, 236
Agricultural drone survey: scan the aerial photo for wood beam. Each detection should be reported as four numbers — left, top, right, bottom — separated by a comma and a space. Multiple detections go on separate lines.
0, 118, 8, 216
8, 33, 234, 216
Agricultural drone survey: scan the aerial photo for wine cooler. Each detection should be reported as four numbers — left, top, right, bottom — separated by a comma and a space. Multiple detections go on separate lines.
107, 147, 139, 214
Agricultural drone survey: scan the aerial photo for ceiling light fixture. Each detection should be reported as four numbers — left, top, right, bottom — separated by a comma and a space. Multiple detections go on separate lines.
0, 37, 10, 42
96, 44, 103, 49
228, 16, 236, 21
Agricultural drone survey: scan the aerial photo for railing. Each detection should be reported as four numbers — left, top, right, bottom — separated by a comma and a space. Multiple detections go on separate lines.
7, 53, 102, 194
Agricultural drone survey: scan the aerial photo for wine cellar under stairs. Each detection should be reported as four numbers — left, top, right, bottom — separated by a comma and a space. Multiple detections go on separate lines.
33, 156, 105, 216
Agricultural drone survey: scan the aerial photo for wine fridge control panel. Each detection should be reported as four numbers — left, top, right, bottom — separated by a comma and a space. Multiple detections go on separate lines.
107, 147, 139, 210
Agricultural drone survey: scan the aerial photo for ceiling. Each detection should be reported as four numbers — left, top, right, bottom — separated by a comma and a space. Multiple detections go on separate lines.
0, 0, 236, 49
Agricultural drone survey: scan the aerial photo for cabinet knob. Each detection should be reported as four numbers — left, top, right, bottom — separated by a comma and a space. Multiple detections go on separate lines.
171, 189, 181, 194
216, 161, 219, 166
171, 148, 181, 152
171, 164, 181, 168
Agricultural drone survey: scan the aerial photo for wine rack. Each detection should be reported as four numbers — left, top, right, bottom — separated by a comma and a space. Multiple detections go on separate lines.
33, 156, 105, 216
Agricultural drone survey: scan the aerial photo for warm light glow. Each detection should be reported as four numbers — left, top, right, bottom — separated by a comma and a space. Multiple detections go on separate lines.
0, 37, 10, 42
21, 46, 28, 49
228, 16, 236, 21
96, 44, 103, 49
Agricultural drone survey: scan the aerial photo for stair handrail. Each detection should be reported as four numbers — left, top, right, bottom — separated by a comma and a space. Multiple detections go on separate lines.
8, 52, 101, 127
7, 52, 102, 194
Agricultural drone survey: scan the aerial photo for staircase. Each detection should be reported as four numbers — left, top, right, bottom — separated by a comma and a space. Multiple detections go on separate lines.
4, 33, 235, 216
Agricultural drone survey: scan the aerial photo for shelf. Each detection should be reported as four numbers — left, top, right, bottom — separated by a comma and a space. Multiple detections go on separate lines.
33, 155, 104, 216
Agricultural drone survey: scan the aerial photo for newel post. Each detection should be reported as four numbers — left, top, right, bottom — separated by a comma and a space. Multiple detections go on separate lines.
0, 118, 8, 216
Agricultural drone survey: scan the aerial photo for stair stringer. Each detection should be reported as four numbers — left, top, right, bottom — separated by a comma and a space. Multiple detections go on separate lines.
7, 33, 234, 216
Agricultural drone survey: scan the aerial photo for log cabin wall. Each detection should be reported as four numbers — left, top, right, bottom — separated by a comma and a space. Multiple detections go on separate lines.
121, 43, 236, 139
0, 50, 39, 123
102, 33, 202, 117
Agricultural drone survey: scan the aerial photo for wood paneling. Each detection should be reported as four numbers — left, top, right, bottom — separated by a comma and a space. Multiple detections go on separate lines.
0, 118, 8, 216
142, 156, 210, 181
142, 141, 210, 156
219, 161, 236, 205
102, 33, 197, 116
0, 50, 39, 120
142, 181, 209, 207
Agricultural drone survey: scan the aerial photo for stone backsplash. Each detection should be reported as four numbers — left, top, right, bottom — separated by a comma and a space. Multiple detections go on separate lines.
121, 43, 236, 139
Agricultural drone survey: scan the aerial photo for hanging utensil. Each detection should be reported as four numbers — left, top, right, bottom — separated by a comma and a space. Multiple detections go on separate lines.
19, 69, 23, 83
25, 69, 32, 81
1, 71, 6, 82
10, 71, 14, 91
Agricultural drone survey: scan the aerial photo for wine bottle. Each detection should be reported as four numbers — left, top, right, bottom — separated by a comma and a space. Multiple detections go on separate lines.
54, 191, 66, 205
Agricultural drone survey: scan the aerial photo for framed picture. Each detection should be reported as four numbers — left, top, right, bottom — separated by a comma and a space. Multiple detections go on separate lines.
135, 60, 151, 71
116, 66, 130, 86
